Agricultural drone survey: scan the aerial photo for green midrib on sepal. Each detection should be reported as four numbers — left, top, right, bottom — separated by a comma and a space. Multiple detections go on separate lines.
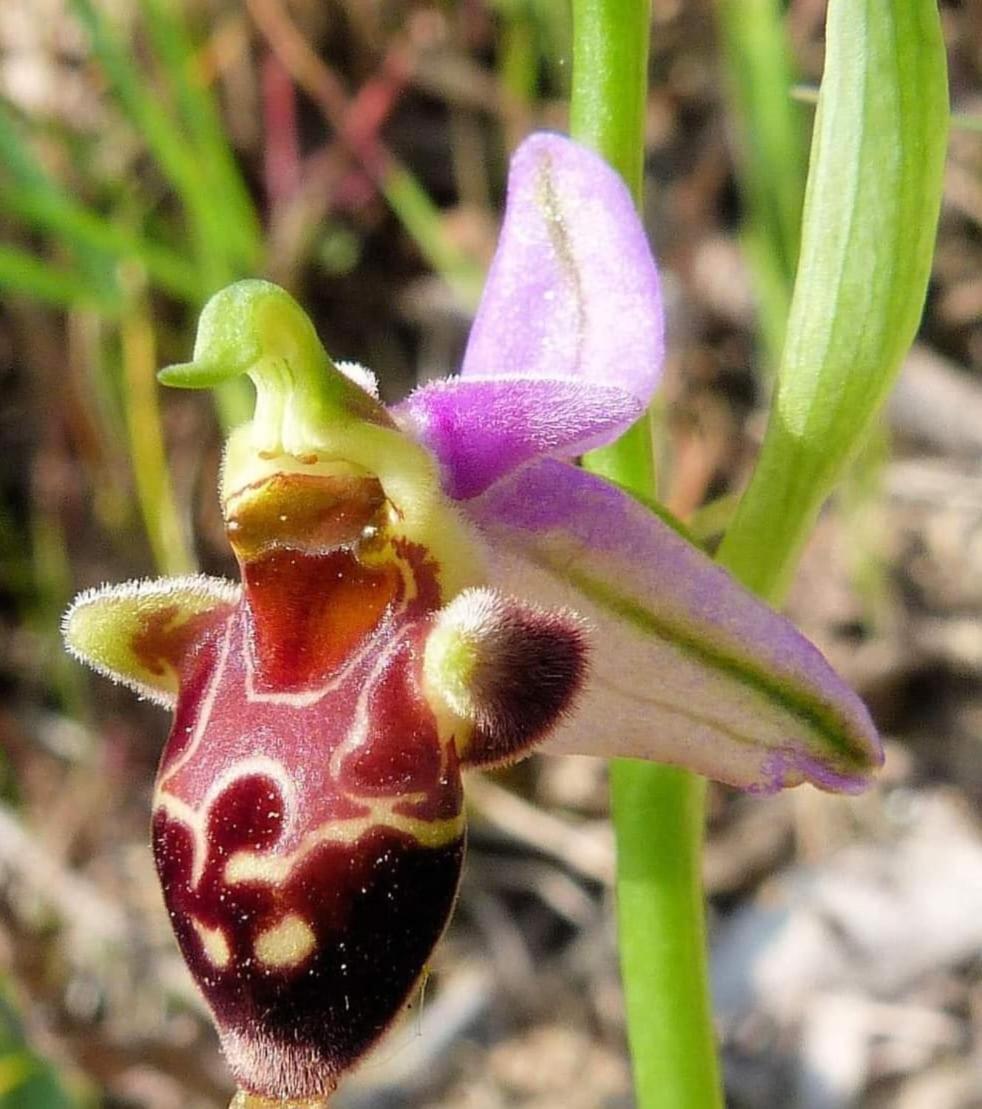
542, 555, 872, 772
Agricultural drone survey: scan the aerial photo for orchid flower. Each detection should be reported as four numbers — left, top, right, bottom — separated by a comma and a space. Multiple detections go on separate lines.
62, 133, 881, 1103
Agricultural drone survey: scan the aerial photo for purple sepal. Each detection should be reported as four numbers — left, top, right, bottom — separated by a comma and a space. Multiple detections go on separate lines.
461, 133, 664, 406
392, 376, 642, 499
461, 459, 883, 793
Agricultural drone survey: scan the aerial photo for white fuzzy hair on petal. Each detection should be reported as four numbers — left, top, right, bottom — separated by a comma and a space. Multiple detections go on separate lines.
62, 575, 240, 709
336, 360, 380, 399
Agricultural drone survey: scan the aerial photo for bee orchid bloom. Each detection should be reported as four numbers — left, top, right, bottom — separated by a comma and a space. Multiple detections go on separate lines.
63, 134, 881, 1102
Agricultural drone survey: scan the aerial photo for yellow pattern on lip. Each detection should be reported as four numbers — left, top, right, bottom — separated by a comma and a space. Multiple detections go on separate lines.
254, 914, 317, 969
223, 807, 465, 888
191, 917, 232, 969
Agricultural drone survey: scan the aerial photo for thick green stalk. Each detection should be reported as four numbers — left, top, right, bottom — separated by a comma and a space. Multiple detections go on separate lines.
571, 2, 724, 1106
573, 3, 946, 1106
569, 0, 648, 201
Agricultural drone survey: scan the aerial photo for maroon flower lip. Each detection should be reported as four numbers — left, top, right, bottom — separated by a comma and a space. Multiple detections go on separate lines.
148, 531, 471, 1098
62, 132, 881, 1101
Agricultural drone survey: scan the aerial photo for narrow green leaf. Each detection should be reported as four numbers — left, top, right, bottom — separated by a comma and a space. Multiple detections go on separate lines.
719, 0, 949, 603
142, 0, 262, 267
0, 104, 204, 301
383, 167, 485, 309
70, 0, 235, 292
0, 182, 204, 302
716, 0, 806, 364
0, 244, 118, 310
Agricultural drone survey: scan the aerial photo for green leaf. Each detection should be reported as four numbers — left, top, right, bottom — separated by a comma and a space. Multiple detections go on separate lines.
0, 104, 204, 302
719, 0, 949, 603
716, 0, 807, 364
141, 0, 262, 268
0, 244, 118, 310
70, 0, 236, 293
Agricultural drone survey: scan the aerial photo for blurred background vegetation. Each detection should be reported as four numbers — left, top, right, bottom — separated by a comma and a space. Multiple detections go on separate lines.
1, 2, 982, 1106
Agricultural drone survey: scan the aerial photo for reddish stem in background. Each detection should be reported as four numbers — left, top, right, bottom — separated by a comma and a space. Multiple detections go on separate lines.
332, 43, 413, 213
261, 53, 302, 210
251, 0, 416, 220
246, 0, 408, 183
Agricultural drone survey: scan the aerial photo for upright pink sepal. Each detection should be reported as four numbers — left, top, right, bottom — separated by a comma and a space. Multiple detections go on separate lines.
461, 133, 664, 407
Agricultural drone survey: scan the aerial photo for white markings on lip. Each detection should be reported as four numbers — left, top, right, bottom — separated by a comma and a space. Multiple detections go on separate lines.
153, 542, 460, 898
255, 913, 316, 969
328, 629, 408, 783
156, 754, 297, 888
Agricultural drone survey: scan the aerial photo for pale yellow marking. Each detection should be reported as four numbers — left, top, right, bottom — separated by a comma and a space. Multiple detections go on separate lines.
230, 1089, 329, 1108
191, 916, 232, 968
254, 913, 316, 968
154, 554, 463, 896
422, 608, 478, 758
224, 808, 464, 887
61, 575, 239, 710
360, 535, 420, 606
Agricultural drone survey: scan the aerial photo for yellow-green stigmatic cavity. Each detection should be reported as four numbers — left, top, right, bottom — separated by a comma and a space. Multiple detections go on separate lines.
160, 280, 483, 599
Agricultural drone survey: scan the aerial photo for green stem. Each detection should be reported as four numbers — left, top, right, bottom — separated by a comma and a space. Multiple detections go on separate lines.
569, 0, 649, 201
571, 2, 724, 1106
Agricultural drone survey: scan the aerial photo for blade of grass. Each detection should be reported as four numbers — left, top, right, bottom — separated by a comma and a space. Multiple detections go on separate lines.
382, 168, 485, 309
0, 244, 117, 310
715, 0, 806, 366
0, 105, 205, 301
142, 0, 262, 268
30, 508, 90, 719
0, 497, 36, 608
0, 183, 205, 302
70, 0, 236, 293
67, 0, 254, 427
120, 294, 196, 576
